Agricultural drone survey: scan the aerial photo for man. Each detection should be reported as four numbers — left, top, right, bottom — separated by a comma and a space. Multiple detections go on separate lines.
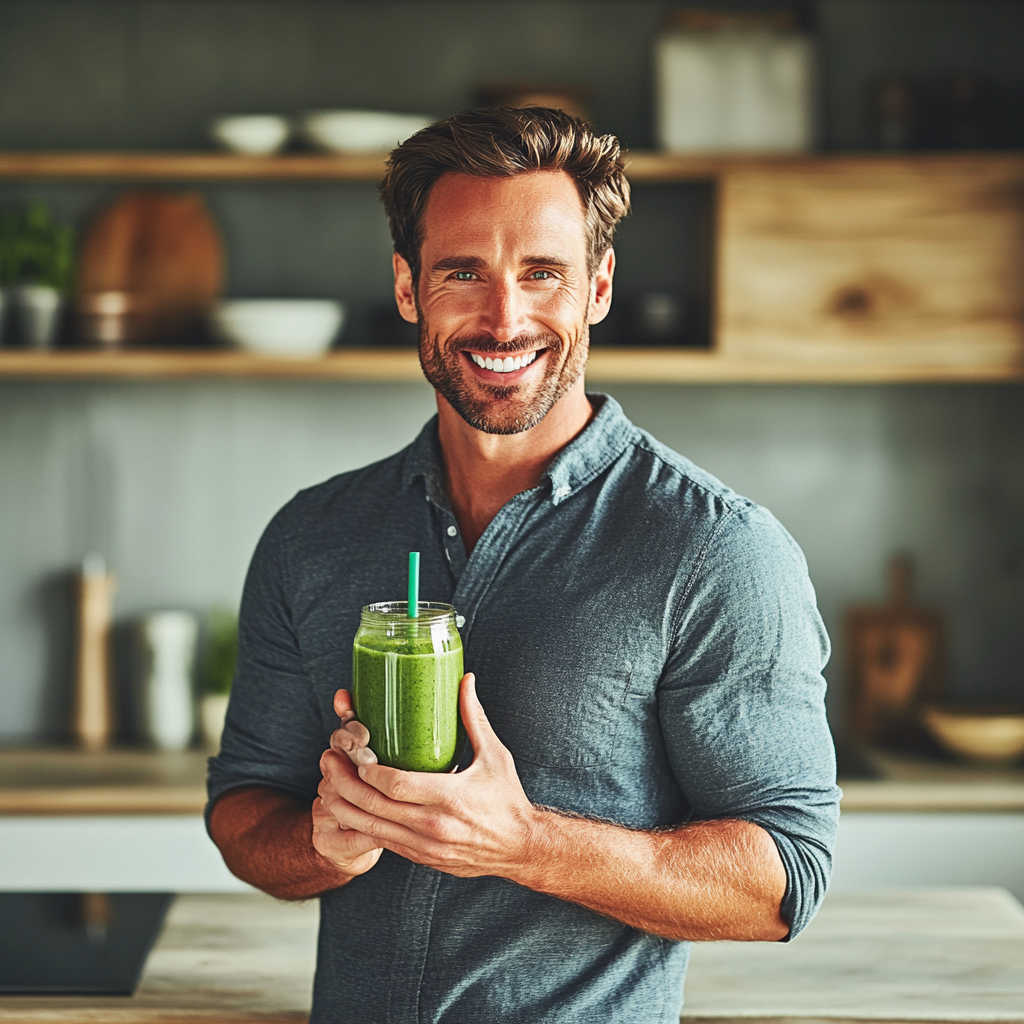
208, 106, 840, 1024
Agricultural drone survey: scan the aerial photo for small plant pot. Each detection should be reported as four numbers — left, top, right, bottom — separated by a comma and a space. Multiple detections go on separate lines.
12, 284, 63, 349
200, 693, 230, 751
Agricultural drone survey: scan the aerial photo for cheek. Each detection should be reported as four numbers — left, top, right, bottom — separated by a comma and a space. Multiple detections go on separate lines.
421, 290, 479, 324
536, 288, 588, 328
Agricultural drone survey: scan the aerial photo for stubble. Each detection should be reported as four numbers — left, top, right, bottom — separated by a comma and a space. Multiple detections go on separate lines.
418, 325, 589, 436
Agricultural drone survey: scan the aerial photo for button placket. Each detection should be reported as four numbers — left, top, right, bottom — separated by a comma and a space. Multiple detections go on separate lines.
450, 492, 539, 640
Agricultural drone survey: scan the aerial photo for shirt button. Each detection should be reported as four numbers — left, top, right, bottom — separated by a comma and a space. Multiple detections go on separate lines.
446, 525, 458, 537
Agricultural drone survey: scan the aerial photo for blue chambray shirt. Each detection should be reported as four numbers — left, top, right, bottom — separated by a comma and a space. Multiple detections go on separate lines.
207, 394, 840, 1024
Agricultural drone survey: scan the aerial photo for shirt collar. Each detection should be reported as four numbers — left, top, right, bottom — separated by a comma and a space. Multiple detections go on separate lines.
402, 393, 637, 507
543, 394, 637, 505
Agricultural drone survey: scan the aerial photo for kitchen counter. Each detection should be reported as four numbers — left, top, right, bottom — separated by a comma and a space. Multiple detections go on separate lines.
0, 748, 208, 814
838, 747, 1024, 812
3, 745, 1024, 815
1, 887, 1022, 1022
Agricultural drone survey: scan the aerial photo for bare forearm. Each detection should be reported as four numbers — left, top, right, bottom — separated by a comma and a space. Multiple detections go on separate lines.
209, 786, 352, 900
515, 811, 788, 942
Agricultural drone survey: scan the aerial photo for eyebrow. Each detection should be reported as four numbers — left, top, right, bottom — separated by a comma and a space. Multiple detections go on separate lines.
430, 255, 573, 272
431, 255, 486, 272
522, 256, 572, 269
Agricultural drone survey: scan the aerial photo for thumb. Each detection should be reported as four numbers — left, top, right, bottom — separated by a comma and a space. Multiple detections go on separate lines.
459, 672, 500, 764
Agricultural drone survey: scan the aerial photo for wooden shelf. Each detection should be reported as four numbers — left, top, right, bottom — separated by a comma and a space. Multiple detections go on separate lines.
1, 148, 1017, 183
0, 148, 743, 183
1, 348, 1022, 384
0, 150, 390, 182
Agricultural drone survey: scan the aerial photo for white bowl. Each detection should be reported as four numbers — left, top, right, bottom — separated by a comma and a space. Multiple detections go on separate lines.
212, 300, 344, 357
921, 706, 1024, 764
300, 110, 432, 153
210, 115, 291, 155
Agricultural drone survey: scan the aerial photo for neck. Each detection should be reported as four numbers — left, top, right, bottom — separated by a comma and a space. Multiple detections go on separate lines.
437, 379, 594, 552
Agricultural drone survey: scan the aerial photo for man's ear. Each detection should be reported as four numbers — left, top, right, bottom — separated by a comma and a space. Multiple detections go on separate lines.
393, 252, 419, 324
587, 247, 615, 326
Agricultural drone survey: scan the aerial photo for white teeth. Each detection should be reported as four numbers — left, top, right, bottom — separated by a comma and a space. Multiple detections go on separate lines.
471, 350, 539, 372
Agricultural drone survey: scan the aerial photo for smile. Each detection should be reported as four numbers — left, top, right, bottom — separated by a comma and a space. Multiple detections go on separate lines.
468, 351, 539, 373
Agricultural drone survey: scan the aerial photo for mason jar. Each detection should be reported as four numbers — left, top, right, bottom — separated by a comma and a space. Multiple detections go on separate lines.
351, 601, 464, 772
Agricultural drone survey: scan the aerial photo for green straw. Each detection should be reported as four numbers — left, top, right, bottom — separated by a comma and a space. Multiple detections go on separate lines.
408, 551, 420, 618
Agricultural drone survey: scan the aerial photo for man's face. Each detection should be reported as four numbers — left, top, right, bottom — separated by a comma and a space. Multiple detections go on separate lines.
395, 170, 612, 435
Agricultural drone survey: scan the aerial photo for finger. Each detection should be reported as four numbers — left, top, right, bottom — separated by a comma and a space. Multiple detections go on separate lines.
320, 750, 403, 820
357, 761, 451, 805
333, 688, 355, 723
320, 774, 430, 849
312, 798, 382, 860
330, 721, 377, 766
312, 794, 345, 833
321, 747, 361, 785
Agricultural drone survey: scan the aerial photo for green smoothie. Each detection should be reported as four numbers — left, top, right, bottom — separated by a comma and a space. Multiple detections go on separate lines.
352, 612, 464, 772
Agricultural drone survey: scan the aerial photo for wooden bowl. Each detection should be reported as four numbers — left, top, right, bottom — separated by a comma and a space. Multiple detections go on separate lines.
920, 705, 1024, 764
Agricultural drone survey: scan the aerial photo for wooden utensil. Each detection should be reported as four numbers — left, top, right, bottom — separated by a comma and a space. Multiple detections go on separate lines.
845, 556, 945, 747
73, 553, 117, 751
76, 190, 224, 346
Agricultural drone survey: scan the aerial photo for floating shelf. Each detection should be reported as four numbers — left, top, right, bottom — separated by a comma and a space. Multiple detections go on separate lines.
1, 348, 1021, 384
0, 149, 740, 184
1, 149, 1016, 183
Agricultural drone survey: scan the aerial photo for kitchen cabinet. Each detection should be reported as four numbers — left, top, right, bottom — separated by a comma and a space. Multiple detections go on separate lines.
0, 151, 1022, 383
3, 746, 1023, 894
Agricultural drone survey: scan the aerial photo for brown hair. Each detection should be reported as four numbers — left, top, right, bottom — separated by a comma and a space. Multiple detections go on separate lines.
379, 106, 630, 281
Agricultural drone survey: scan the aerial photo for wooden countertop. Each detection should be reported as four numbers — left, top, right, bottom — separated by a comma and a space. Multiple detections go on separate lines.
1, 887, 1022, 1022
0, 749, 209, 815
2, 745, 1022, 816
839, 747, 1024, 812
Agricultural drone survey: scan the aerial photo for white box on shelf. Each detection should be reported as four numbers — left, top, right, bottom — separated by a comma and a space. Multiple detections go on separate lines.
656, 28, 815, 153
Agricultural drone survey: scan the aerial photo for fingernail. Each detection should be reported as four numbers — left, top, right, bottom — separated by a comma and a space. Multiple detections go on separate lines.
357, 765, 367, 779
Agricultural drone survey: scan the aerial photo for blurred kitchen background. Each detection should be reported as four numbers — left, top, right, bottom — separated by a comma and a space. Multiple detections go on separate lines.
1, 0, 1024, 930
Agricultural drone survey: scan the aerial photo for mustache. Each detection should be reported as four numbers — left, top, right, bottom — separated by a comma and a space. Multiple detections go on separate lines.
449, 332, 559, 356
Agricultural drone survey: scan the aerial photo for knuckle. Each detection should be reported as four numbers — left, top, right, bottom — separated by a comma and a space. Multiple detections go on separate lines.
384, 773, 408, 801
423, 813, 452, 843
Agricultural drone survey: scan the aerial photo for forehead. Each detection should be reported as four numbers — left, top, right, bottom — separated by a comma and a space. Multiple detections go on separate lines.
420, 170, 588, 257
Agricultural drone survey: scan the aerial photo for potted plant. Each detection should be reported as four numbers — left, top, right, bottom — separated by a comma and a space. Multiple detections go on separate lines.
0, 200, 74, 348
199, 608, 238, 750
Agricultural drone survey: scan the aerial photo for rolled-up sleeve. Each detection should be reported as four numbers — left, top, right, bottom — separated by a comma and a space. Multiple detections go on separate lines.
658, 502, 841, 939
205, 508, 328, 834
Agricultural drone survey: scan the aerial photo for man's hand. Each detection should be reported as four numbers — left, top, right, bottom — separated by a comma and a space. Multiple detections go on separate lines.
320, 676, 788, 942
319, 675, 538, 878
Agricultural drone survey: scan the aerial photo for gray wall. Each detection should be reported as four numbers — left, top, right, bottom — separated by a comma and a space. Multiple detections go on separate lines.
3, 380, 1023, 740
1, 0, 1023, 740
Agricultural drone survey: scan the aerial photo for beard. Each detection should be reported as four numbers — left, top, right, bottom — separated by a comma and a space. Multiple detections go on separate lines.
418, 323, 590, 436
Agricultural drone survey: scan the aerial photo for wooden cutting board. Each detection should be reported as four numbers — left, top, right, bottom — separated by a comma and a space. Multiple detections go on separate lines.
76, 190, 224, 345
845, 556, 946, 747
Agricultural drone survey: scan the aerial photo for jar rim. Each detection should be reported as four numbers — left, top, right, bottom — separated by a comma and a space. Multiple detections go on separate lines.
360, 601, 455, 623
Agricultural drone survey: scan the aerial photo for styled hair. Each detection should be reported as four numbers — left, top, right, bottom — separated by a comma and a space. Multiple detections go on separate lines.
379, 106, 630, 281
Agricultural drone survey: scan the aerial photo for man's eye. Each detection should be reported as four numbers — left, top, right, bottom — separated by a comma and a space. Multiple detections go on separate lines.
529, 270, 554, 280
453, 271, 476, 281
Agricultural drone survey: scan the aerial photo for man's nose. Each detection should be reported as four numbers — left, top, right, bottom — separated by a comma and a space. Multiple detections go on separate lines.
481, 277, 528, 343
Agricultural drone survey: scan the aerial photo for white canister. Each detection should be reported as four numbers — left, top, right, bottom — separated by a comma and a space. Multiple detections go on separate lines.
656, 27, 815, 153
12, 284, 64, 348
136, 611, 197, 751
